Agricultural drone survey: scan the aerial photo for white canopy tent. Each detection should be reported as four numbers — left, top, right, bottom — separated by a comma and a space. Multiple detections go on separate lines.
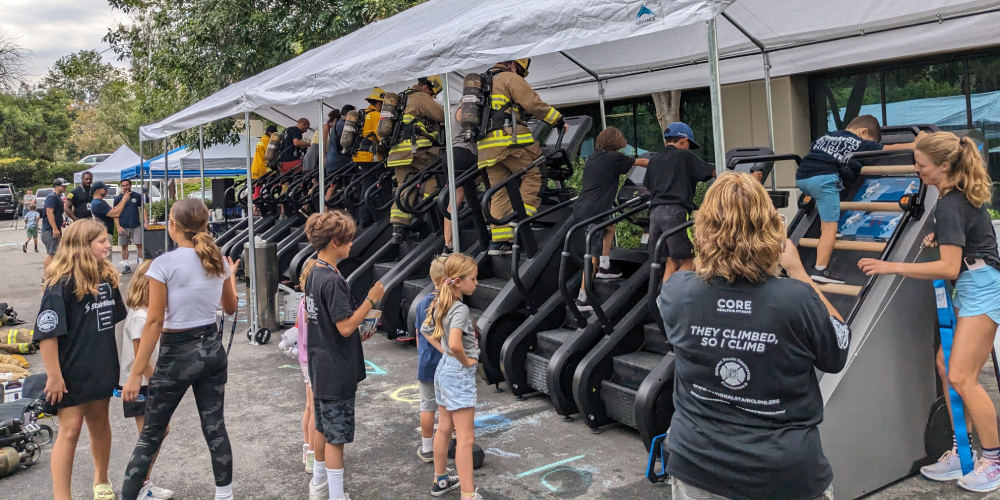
74, 145, 140, 183
140, 134, 260, 176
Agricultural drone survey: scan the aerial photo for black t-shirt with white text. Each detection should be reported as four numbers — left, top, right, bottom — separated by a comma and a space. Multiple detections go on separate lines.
572, 150, 635, 220
305, 261, 366, 401
282, 127, 305, 162
934, 189, 1000, 272
67, 185, 93, 219
658, 272, 850, 500
91, 198, 114, 234
642, 146, 715, 211
34, 277, 126, 409
796, 130, 884, 183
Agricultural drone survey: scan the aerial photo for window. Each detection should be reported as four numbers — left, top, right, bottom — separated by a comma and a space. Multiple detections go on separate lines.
969, 52, 1000, 196
809, 73, 881, 139
884, 61, 966, 133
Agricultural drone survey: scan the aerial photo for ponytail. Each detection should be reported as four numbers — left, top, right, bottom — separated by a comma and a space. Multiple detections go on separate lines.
916, 132, 993, 208
423, 254, 477, 340
192, 231, 226, 278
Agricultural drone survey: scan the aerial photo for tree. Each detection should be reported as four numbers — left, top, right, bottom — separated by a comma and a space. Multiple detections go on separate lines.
0, 30, 30, 93
41, 50, 123, 106
0, 89, 73, 162
104, 0, 424, 147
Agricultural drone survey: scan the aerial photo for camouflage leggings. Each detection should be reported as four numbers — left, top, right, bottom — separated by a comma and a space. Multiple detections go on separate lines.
121, 325, 232, 499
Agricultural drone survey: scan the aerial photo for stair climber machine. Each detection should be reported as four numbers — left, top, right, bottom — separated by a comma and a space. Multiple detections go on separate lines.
499, 188, 652, 420
444, 115, 593, 389
565, 150, 784, 450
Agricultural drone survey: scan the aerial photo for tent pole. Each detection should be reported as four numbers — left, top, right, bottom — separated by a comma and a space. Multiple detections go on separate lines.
164, 138, 171, 247
721, 11, 776, 189
441, 73, 460, 253
559, 50, 606, 130
139, 139, 144, 253
199, 125, 206, 199
179, 138, 184, 198
318, 100, 325, 214
707, 18, 726, 175
244, 112, 259, 337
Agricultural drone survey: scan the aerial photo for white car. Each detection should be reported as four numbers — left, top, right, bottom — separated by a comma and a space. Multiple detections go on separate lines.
77, 154, 112, 166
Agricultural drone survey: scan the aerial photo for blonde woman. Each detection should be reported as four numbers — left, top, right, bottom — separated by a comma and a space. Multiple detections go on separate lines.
35, 219, 126, 500
859, 132, 1000, 491
657, 173, 847, 500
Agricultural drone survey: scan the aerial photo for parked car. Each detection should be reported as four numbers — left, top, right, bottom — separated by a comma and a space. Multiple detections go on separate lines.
77, 154, 112, 166
0, 184, 16, 219
187, 189, 213, 203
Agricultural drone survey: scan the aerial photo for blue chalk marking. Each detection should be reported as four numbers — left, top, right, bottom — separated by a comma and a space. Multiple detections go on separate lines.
515, 455, 586, 478
475, 413, 512, 433
279, 365, 300, 369
540, 467, 593, 493
365, 360, 386, 375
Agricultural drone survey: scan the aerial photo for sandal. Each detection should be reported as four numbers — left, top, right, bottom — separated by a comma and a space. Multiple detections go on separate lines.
93, 482, 115, 500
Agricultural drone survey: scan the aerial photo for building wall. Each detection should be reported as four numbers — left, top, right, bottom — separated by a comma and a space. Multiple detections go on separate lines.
720, 75, 811, 189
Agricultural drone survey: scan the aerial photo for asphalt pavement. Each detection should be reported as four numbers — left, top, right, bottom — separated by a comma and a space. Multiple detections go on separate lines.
0, 221, 998, 499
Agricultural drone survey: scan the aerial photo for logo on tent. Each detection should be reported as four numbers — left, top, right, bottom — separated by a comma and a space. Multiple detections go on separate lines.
633, 3, 658, 29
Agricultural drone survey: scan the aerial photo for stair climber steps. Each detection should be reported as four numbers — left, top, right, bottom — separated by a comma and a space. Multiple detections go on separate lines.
400, 240, 420, 257
373, 261, 399, 281
525, 352, 550, 394
643, 323, 670, 355
610, 351, 662, 390
600, 380, 639, 428
536, 329, 575, 358
467, 277, 506, 311
592, 277, 627, 300
492, 254, 516, 281
403, 277, 433, 298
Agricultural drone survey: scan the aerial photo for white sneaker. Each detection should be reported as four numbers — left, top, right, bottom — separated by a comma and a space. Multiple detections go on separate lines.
958, 458, 1000, 492
302, 443, 308, 464
305, 450, 315, 473
308, 479, 329, 500
921, 448, 973, 481
138, 481, 174, 499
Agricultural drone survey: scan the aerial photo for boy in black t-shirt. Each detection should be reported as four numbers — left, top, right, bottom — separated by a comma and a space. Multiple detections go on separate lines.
303, 210, 384, 500
572, 126, 648, 311
643, 122, 716, 283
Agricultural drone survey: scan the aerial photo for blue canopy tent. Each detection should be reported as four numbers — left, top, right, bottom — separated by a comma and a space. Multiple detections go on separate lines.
121, 136, 259, 180
829, 90, 1000, 138
120, 146, 188, 180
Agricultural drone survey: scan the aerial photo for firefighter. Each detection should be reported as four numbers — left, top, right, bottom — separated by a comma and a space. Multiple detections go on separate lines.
478, 58, 564, 255
354, 88, 386, 227
385, 76, 446, 240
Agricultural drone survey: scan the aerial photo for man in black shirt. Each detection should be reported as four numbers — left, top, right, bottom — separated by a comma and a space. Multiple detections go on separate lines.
280, 119, 312, 174
643, 122, 716, 283
66, 171, 94, 220
41, 178, 67, 271
89, 182, 126, 245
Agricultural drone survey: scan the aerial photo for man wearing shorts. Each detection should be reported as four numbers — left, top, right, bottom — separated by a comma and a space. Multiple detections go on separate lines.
114, 179, 146, 274
643, 123, 716, 283
41, 178, 68, 272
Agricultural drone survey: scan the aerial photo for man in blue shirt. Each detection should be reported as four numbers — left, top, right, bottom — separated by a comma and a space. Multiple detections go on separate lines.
41, 178, 67, 272
113, 178, 146, 273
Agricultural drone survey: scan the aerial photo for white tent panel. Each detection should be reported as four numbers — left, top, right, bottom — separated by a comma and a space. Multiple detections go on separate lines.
74, 145, 140, 183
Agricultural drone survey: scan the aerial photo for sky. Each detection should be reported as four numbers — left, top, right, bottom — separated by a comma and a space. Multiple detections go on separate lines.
1, 0, 129, 85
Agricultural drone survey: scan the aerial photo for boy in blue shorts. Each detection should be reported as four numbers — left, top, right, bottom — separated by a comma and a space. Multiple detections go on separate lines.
416, 256, 447, 462
795, 115, 917, 284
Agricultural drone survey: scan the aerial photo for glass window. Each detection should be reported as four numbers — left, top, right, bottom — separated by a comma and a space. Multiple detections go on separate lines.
969, 52, 1000, 201
635, 101, 663, 155
680, 89, 715, 165
606, 103, 637, 155
884, 62, 967, 133
809, 73, 881, 139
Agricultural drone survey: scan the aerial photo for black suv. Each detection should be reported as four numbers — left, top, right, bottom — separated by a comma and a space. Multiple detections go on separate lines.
0, 184, 15, 220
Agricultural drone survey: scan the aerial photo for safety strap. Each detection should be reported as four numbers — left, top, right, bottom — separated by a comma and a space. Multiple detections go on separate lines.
934, 279, 975, 475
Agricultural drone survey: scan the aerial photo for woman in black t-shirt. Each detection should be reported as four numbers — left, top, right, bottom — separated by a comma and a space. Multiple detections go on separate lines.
659, 173, 847, 500
35, 218, 126, 500
859, 132, 1000, 492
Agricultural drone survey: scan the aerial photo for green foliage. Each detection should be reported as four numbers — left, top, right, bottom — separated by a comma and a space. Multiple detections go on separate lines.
0, 158, 87, 188
0, 89, 74, 162
989, 208, 1000, 220
41, 50, 123, 106
562, 156, 646, 249
150, 200, 166, 221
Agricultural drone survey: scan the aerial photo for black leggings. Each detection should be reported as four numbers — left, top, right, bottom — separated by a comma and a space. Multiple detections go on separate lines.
121, 325, 232, 499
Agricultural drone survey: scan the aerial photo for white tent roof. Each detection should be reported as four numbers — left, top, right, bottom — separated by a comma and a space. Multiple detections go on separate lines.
74, 145, 140, 183
140, 0, 1000, 139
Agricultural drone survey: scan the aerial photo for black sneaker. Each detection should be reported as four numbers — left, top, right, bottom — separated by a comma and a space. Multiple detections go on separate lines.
442, 245, 453, 256
595, 264, 622, 279
416, 445, 434, 463
488, 242, 512, 256
811, 268, 845, 284
575, 298, 593, 312
431, 474, 460, 497
22, 242, 27, 253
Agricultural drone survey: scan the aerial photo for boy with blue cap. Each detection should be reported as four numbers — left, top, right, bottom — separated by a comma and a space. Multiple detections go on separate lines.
643, 122, 716, 283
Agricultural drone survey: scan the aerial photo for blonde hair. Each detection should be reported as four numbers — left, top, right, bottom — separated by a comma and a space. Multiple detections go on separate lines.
299, 259, 317, 290
429, 255, 447, 288
125, 260, 154, 309
44, 219, 119, 300
917, 132, 993, 208
171, 199, 226, 277
424, 253, 477, 340
693, 172, 783, 284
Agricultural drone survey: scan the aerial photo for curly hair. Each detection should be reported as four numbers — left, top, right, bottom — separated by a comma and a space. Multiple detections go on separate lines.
917, 132, 993, 208
305, 210, 356, 251
693, 172, 783, 284
44, 219, 120, 300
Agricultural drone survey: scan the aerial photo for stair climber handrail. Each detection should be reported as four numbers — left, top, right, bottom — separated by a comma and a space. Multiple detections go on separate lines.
435, 166, 482, 222
558, 196, 649, 327
584, 201, 654, 334
437, 165, 492, 249
342, 160, 388, 209
396, 159, 446, 216
322, 160, 370, 210
839, 149, 925, 325
511, 196, 578, 313
364, 168, 397, 214
725, 153, 802, 171
481, 127, 568, 228
647, 220, 697, 327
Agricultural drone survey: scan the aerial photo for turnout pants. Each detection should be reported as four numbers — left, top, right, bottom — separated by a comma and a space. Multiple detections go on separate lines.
121, 325, 233, 499
484, 147, 540, 242
390, 149, 438, 226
